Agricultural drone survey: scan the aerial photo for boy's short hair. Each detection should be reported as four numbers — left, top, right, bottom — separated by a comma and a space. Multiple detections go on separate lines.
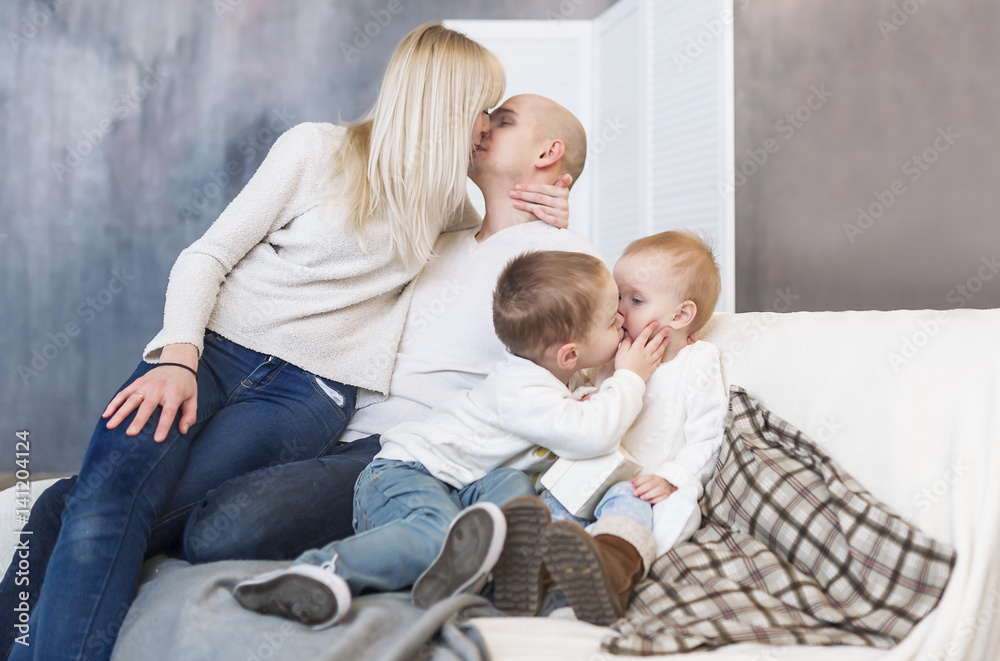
493, 251, 608, 360
622, 231, 721, 333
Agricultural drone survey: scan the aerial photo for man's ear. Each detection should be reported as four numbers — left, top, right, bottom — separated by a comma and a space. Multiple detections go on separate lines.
555, 341, 579, 371
536, 139, 566, 170
670, 300, 697, 329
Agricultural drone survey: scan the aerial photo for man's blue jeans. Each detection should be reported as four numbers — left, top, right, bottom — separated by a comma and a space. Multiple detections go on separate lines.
1, 331, 356, 661
295, 459, 535, 596
182, 436, 382, 563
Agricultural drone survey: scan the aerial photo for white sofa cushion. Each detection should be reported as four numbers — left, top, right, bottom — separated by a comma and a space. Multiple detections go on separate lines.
0, 477, 62, 577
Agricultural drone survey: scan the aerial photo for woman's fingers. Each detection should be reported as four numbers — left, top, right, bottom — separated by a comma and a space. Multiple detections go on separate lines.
153, 382, 199, 441
513, 202, 568, 227
510, 178, 572, 228
103, 387, 135, 420
178, 398, 198, 435
104, 367, 198, 440
153, 400, 180, 443
126, 394, 160, 436
105, 391, 144, 430
511, 189, 569, 213
511, 188, 564, 206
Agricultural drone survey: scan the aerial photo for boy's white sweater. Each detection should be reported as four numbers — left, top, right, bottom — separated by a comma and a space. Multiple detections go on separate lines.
142, 122, 478, 406
376, 353, 647, 489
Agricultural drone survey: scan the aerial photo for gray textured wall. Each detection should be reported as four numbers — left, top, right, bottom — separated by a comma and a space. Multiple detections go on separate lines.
1, 0, 618, 474
734, 0, 1000, 313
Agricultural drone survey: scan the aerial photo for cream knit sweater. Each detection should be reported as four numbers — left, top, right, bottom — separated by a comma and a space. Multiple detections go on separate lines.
143, 122, 479, 406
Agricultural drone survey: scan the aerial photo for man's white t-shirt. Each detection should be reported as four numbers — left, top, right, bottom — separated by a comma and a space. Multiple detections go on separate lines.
342, 221, 601, 442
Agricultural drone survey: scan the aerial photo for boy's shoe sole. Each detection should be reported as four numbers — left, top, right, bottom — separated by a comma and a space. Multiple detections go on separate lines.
541, 521, 623, 626
233, 564, 350, 628
412, 502, 507, 609
493, 495, 552, 616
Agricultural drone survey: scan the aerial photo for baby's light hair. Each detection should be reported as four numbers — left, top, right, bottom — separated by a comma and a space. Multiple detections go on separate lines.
622, 231, 721, 333
493, 251, 609, 360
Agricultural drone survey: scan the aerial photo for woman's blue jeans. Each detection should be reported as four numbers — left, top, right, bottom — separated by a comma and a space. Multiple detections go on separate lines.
0, 331, 356, 661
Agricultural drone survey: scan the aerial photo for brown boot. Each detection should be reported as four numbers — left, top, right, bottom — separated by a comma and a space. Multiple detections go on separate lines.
541, 521, 644, 626
493, 496, 552, 616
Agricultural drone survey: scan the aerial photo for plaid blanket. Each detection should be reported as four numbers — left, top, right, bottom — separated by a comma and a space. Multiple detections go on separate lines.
604, 386, 956, 655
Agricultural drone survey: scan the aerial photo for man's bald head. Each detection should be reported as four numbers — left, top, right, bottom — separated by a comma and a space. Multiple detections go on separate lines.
516, 94, 587, 188
469, 94, 588, 193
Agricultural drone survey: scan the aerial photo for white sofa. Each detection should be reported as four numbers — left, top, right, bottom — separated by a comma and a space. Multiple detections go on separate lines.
4, 309, 999, 660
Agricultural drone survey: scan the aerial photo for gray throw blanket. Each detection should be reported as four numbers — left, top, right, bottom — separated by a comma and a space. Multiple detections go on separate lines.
111, 558, 492, 661
603, 386, 956, 655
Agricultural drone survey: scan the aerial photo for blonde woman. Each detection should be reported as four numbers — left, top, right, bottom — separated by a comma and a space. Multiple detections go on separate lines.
3, 24, 569, 661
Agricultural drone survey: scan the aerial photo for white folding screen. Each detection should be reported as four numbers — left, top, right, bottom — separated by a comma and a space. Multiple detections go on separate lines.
448, 0, 735, 312
644, 0, 736, 312
589, 1, 647, 265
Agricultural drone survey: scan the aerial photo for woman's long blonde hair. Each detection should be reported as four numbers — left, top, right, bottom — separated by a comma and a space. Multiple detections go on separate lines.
335, 24, 505, 267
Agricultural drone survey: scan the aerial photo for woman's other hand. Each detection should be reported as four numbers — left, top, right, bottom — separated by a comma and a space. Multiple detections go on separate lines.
510, 173, 572, 228
103, 343, 199, 443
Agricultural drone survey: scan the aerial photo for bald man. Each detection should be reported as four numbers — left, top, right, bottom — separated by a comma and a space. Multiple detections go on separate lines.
470, 94, 587, 241
182, 95, 600, 563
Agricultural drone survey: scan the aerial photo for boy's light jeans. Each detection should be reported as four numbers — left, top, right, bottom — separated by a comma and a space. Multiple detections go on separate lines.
295, 459, 535, 595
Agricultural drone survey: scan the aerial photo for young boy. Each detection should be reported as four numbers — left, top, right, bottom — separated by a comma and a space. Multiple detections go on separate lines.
232, 251, 669, 627
494, 230, 728, 626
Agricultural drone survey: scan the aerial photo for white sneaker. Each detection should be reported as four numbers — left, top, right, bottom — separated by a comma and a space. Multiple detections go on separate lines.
233, 563, 352, 629
412, 502, 507, 609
